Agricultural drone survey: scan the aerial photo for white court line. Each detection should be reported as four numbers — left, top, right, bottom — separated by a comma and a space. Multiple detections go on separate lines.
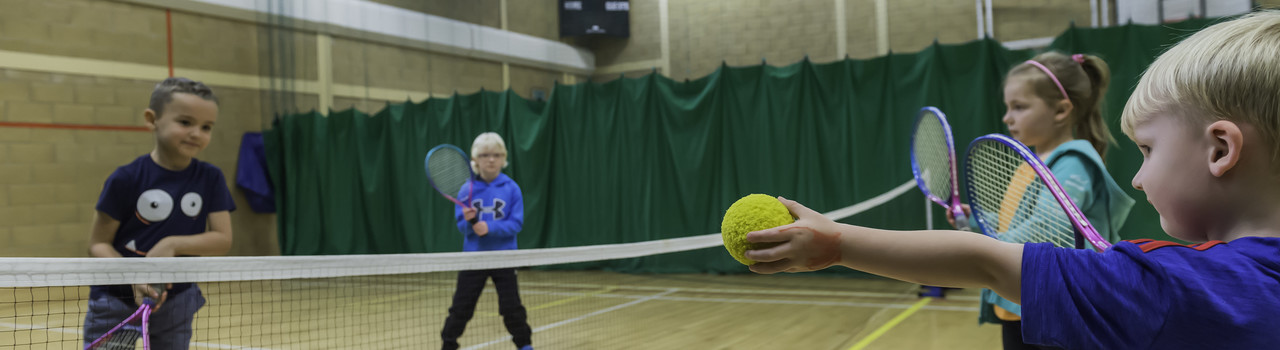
517, 290, 977, 312
0, 322, 272, 350
316, 277, 981, 302
0, 321, 79, 335
519, 281, 982, 302
461, 289, 681, 350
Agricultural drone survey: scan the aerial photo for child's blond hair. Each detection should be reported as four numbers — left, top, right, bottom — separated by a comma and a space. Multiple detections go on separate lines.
470, 132, 508, 172
1121, 11, 1280, 166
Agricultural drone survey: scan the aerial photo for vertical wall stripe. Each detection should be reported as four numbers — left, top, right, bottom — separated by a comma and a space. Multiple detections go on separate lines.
984, 0, 994, 38
502, 0, 511, 89
976, 0, 985, 39
875, 0, 888, 55
317, 34, 334, 113
659, 0, 671, 76
166, 9, 174, 77
835, 0, 847, 59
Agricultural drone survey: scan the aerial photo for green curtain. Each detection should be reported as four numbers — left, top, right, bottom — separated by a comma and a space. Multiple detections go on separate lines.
265, 17, 1225, 273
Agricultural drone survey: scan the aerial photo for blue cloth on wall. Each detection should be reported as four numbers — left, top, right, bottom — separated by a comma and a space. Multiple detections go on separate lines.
236, 132, 275, 213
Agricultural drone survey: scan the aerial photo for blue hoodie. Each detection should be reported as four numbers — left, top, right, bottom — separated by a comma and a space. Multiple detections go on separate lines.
454, 173, 524, 252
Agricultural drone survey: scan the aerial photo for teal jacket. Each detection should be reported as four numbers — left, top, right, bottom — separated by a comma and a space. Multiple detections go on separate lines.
978, 140, 1136, 324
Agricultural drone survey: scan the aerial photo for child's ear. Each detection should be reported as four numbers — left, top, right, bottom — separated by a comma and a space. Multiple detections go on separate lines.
1206, 120, 1243, 177
143, 109, 158, 130
1054, 99, 1074, 123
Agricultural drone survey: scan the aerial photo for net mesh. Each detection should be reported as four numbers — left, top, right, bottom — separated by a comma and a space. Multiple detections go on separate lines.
427, 147, 472, 201
966, 139, 1075, 248
911, 111, 954, 203
2, 180, 921, 350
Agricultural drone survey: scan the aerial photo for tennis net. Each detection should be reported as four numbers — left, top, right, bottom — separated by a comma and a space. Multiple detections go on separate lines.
2, 180, 918, 350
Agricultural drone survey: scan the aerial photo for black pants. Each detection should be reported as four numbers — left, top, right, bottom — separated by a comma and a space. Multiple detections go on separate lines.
440, 268, 532, 350
1002, 320, 1064, 350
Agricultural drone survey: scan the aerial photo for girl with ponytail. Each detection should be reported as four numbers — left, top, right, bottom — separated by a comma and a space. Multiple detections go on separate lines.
976, 52, 1137, 350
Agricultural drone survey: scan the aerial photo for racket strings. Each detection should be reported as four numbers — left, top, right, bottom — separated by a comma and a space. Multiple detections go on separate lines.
88, 313, 146, 350
427, 150, 472, 200
912, 115, 954, 199
970, 142, 1075, 248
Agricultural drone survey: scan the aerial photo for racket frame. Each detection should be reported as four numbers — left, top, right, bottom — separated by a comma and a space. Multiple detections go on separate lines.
964, 134, 1111, 251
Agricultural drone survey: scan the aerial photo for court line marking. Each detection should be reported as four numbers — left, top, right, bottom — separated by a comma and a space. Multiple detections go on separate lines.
518, 289, 973, 312
481, 285, 618, 317
527, 286, 618, 312
0, 322, 272, 350
461, 288, 680, 350
359, 285, 454, 305
402, 284, 976, 312
847, 297, 933, 350
330, 277, 981, 302
519, 281, 982, 302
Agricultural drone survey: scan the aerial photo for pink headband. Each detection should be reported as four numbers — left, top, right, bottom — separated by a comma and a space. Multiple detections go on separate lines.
1024, 60, 1069, 101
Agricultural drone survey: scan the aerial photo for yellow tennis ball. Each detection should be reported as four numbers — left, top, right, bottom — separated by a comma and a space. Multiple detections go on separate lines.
721, 194, 794, 265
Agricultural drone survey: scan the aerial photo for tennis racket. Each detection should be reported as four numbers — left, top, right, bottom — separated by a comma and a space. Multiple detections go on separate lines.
964, 134, 1110, 251
910, 107, 970, 231
85, 284, 165, 350
425, 144, 475, 208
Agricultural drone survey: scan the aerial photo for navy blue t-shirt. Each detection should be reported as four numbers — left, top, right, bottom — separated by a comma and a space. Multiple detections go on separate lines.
91, 154, 235, 299
1021, 237, 1280, 349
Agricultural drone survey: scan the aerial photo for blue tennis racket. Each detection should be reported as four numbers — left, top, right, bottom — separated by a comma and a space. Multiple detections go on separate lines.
910, 107, 970, 231
425, 144, 475, 208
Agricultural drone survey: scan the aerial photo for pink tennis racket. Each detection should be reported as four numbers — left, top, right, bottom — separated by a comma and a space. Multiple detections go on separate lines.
85, 284, 165, 350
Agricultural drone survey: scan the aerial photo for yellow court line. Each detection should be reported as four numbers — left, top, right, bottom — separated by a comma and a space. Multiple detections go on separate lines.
847, 297, 934, 350
361, 285, 453, 305
483, 286, 618, 317
528, 286, 618, 312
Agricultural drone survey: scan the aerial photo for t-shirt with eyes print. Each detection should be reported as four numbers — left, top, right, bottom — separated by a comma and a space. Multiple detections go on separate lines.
92, 154, 235, 299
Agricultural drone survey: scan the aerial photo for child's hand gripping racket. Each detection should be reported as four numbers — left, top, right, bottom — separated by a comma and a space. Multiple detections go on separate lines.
910, 107, 971, 231
964, 134, 1110, 251
85, 283, 166, 350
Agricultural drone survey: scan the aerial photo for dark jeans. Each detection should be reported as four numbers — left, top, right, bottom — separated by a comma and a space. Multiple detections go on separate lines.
1002, 320, 1065, 350
84, 285, 205, 350
440, 268, 532, 350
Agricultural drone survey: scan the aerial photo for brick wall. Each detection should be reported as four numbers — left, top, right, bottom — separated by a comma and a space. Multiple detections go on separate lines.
887, 0, 981, 54
0, 0, 566, 257
591, 0, 1139, 82
1, 69, 165, 257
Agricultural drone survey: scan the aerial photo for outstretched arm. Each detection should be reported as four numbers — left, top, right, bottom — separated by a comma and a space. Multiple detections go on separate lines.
746, 197, 1025, 302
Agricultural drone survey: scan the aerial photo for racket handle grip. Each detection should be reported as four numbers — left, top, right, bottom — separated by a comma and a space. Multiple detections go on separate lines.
953, 210, 971, 232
